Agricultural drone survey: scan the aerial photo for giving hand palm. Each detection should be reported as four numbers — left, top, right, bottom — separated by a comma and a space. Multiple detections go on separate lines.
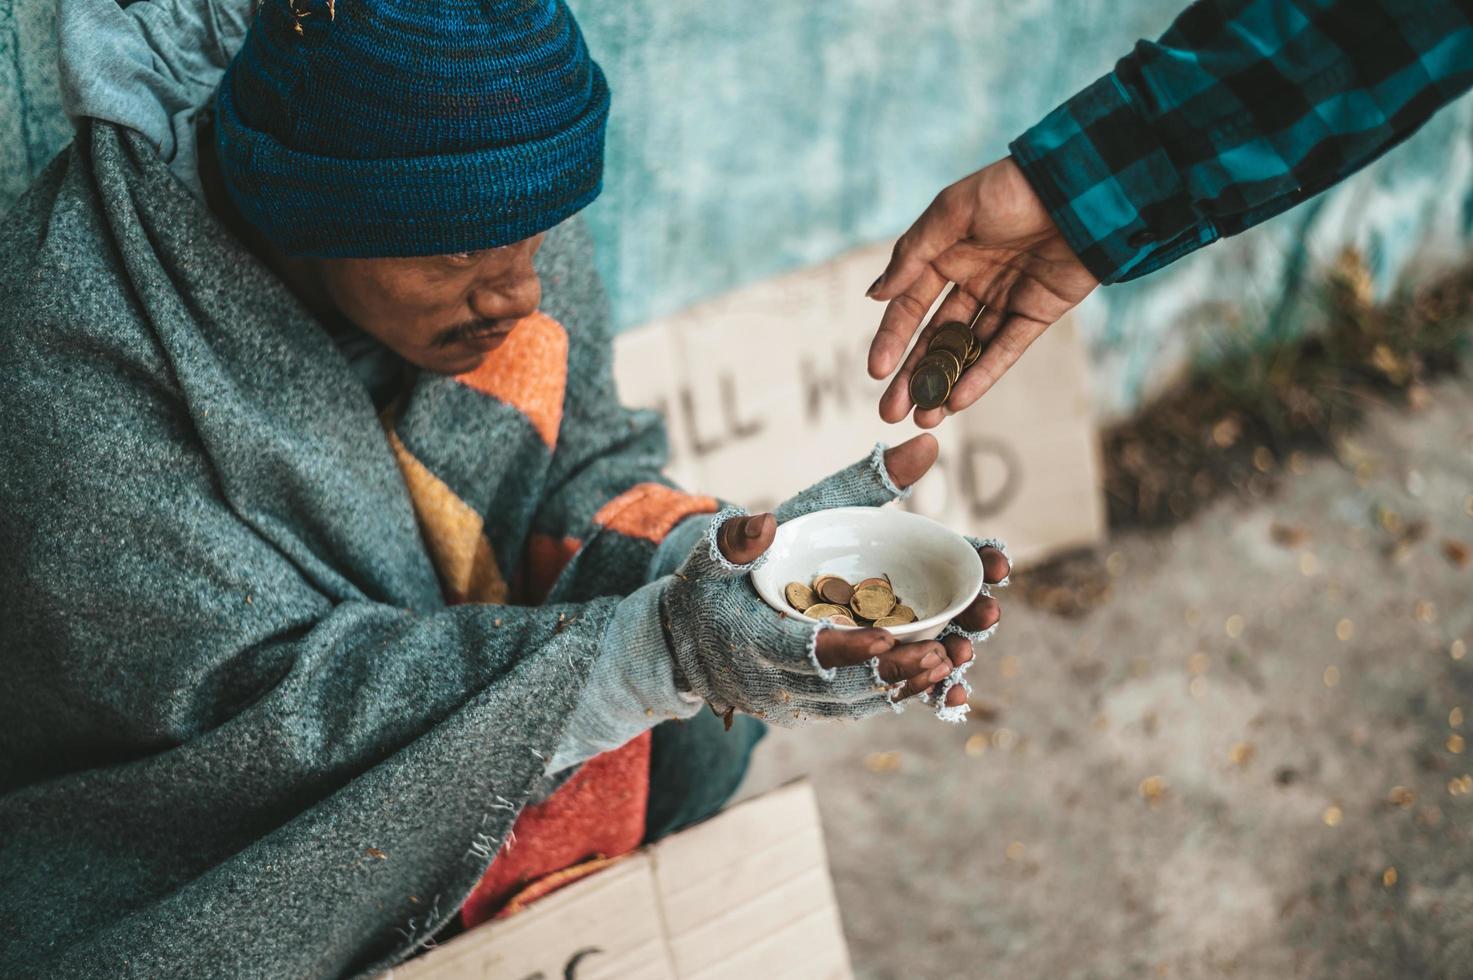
867, 158, 1099, 427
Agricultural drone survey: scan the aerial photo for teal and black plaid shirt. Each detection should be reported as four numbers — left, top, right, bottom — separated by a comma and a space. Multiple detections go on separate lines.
1010, 0, 1473, 284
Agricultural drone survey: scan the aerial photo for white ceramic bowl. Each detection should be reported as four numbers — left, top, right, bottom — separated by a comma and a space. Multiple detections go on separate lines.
750, 506, 984, 642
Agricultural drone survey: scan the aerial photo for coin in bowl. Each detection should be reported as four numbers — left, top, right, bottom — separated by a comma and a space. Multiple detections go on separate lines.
784, 581, 817, 611
803, 602, 851, 621
782, 573, 918, 629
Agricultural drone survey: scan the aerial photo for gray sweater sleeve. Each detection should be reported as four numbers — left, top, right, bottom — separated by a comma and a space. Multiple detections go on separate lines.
546, 580, 704, 774
58, 0, 253, 196
544, 513, 714, 774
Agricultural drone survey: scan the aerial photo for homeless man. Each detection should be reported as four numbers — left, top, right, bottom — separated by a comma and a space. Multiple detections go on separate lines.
0, 0, 1010, 975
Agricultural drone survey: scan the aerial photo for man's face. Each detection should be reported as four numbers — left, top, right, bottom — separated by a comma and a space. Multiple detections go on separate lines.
314, 233, 546, 375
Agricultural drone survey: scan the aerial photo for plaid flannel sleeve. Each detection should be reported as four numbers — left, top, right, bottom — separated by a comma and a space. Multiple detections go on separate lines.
1010, 0, 1473, 284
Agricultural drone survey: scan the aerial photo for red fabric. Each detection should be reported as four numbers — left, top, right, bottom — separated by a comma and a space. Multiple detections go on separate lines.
519, 532, 583, 604
459, 732, 652, 926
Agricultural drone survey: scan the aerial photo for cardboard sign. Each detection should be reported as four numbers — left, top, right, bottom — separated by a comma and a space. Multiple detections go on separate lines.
385, 781, 851, 980
610, 241, 1104, 566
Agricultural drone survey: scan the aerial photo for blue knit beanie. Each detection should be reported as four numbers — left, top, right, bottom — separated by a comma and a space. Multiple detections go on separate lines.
214, 0, 610, 258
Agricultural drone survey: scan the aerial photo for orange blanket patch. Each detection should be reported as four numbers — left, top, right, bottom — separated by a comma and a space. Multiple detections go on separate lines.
454, 312, 569, 448
594, 483, 719, 543
427, 324, 715, 927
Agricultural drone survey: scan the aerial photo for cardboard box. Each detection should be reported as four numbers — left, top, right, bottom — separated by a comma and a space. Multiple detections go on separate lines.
611, 241, 1104, 566
384, 781, 851, 980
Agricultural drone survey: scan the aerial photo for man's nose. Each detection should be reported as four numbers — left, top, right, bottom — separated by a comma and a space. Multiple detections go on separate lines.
468, 243, 542, 321
468, 272, 541, 321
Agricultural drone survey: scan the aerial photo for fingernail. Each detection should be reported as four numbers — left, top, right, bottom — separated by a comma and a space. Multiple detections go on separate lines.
920, 650, 941, 669
742, 515, 764, 539
929, 663, 951, 682
866, 276, 882, 297
868, 634, 895, 655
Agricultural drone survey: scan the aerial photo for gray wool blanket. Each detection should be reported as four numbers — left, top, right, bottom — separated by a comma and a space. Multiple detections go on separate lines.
0, 122, 709, 978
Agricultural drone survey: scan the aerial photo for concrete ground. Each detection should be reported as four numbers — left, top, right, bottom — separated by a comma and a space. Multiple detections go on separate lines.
739, 371, 1473, 980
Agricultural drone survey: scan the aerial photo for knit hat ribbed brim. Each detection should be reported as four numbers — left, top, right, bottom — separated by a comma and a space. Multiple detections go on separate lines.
215, 0, 610, 259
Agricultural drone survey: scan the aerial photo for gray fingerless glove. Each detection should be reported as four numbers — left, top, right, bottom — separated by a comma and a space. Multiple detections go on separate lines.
659, 445, 909, 726
929, 535, 1011, 723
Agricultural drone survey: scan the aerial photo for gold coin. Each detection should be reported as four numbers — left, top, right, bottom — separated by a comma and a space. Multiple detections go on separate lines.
812, 574, 843, 602
918, 349, 962, 383
963, 337, 980, 367
928, 322, 973, 362
913, 355, 960, 389
856, 576, 891, 590
851, 585, 897, 620
816, 575, 853, 605
829, 615, 858, 627
784, 581, 817, 611
803, 602, 849, 621
889, 604, 916, 623
930, 319, 973, 343
873, 615, 908, 627
909, 364, 951, 410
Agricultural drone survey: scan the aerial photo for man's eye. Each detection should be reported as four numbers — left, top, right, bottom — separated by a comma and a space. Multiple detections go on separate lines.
444, 243, 515, 266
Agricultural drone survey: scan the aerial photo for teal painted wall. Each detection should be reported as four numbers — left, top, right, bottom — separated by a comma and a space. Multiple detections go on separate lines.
567, 0, 1169, 332
5, 0, 1472, 415
567, 0, 1473, 416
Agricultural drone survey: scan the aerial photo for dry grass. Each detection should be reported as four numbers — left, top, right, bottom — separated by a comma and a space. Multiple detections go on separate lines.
1105, 247, 1471, 528
1014, 247, 1473, 616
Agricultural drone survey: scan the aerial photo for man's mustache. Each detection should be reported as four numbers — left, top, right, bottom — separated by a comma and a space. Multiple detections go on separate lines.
432, 317, 517, 348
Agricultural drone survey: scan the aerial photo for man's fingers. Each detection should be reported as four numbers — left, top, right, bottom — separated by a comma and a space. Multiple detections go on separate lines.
715, 512, 775, 565
980, 546, 1011, 584
867, 265, 950, 385
896, 649, 955, 700
813, 627, 896, 670
946, 315, 1051, 412
867, 638, 954, 700
866, 186, 973, 379
881, 434, 939, 490
867, 187, 967, 305
877, 290, 958, 423
942, 633, 974, 670
929, 635, 974, 708
772, 435, 933, 523
954, 592, 1001, 633
872, 640, 946, 684
811, 631, 955, 701
911, 405, 946, 430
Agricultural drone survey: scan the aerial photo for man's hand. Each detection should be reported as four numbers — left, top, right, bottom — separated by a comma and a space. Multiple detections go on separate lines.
714, 437, 1009, 711
866, 157, 1099, 427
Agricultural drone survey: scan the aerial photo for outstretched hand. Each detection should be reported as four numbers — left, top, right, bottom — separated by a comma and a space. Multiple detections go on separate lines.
714, 436, 1010, 711
866, 157, 1099, 427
